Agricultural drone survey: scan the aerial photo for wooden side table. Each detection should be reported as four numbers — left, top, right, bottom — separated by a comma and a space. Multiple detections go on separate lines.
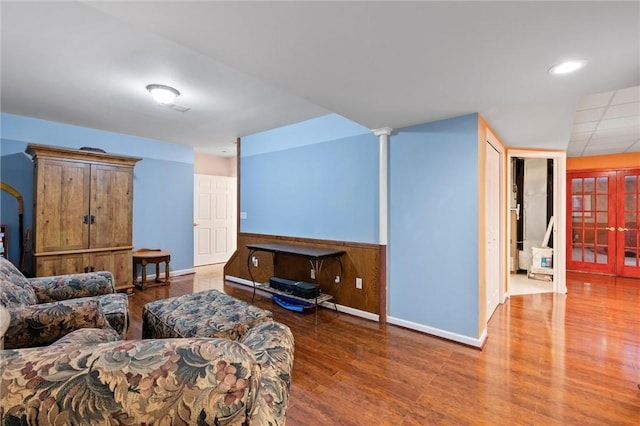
133, 249, 171, 290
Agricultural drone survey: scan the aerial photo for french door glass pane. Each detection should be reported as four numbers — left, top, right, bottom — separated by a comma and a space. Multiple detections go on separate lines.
622, 175, 639, 270
570, 176, 611, 266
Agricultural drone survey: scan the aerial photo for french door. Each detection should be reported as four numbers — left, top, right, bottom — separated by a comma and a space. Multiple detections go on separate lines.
567, 169, 640, 278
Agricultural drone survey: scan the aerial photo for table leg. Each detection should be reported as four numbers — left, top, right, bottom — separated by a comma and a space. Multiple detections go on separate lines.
165, 260, 170, 283
141, 260, 147, 288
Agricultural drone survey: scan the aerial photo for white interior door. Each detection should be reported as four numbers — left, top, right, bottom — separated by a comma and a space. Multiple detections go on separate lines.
194, 175, 237, 266
485, 141, 501, 319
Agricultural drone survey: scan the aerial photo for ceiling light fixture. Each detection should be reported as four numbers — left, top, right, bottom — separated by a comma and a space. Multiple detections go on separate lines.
146, 84, 180, 104
549, 60, 587, 75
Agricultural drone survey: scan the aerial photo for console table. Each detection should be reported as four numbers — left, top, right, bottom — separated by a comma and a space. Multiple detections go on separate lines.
246, 242, 345, 324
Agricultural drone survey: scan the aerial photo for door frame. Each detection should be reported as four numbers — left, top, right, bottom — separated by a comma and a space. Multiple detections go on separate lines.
507, 149, 567, 294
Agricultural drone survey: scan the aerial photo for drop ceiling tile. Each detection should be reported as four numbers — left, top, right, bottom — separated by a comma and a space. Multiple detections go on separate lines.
567, 139, 589, 149
577, 91, 614, 110
611, 86, 640, 105
566, 148, 585, 157
572, 121, 598, 133
582, 145, 628, 156
602, 101, 640, 120
587, 136, 636, 146
574, 108, 605, 123
625, 140, 640, 152
591, 126, 640, 139
597, 116, 640, 131
569, 131, 592, 142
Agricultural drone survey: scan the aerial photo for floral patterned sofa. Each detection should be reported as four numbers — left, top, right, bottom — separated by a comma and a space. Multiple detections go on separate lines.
0, 256, 128, 348
0, 317, 295, 425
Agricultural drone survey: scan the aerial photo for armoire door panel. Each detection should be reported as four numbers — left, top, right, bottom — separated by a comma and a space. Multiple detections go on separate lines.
35, 159, 90, 253
90, 165, 134, 249
90, 250, 132, 290
36, 253, 85, 277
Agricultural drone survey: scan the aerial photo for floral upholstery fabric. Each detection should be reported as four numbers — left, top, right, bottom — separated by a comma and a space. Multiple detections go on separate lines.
241, 321, 295, 426
95, 293, 129, 339
28, 270, 115, 303
0, 257, 128, 345
143, 289, 273, 341
0, 337, 263, 425
51, 327, 121, 346
0, 257, 38, 307
3, 298, 112, 349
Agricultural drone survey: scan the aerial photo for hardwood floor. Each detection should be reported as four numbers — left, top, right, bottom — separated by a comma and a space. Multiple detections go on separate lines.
127, 267, 640, 425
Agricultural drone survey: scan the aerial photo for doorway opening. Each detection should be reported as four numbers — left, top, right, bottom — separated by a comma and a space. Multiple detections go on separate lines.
507, 150, 567, 295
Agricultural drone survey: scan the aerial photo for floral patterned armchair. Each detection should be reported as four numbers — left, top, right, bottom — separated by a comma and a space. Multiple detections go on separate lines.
0, 320, 295, 425
0, 256, 128, 348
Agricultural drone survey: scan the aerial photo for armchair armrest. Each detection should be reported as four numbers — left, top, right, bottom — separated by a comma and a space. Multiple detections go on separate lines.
3, 299, 112, 349
27, 271, 115, 303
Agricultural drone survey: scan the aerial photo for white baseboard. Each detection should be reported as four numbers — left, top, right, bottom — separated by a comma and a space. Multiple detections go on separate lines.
225, 275, 380, 322
387, 316, 487, 348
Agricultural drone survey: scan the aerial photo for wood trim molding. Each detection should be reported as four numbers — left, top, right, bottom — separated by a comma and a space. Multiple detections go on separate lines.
26, 143, 141, 166
225, 232, 381, 315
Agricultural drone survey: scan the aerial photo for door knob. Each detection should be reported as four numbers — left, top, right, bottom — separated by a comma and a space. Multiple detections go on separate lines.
605, 227, 615, 231
193, 222, 198, 227
618, 227, 629, 232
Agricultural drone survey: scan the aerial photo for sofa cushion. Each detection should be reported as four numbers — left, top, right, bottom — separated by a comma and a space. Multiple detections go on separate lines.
52, 327, 121, 346
0, 257, 37, 308
0, 337, 262, 425
4, 299, 112, 349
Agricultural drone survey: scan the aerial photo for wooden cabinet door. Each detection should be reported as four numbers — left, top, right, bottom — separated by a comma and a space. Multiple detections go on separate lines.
89, 164, 134, 249
617, 169, 640, 278
35, 159, 90, 253
91, 250, 132, 291
36, 253, 85, 277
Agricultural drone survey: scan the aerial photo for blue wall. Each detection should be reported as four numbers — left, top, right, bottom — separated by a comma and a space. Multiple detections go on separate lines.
241, 114, 379, 243
0, 113, 194, 274
389, 114, 480, 338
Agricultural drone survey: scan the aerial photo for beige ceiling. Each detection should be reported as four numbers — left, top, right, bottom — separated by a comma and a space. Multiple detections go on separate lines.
1, 1, 639, 158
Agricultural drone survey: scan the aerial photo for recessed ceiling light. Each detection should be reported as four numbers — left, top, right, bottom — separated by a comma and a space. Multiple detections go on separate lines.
146, 84, 180, 104
549, 60, 587, 75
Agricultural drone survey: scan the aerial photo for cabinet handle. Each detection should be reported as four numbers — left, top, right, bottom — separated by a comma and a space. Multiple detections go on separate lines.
84, 266, 89, 273
83, 215, 96, 224
90, 266, 95, 272
605, 227, 615, 231
83, 215, 89, 224
618, 227, 629, 232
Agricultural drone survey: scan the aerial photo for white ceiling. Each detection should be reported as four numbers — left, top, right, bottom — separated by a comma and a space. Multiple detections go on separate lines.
1, 1, 639, 158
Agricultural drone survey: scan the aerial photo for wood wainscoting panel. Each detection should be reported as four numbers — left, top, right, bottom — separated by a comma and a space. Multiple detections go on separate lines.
224, 233, 380, 315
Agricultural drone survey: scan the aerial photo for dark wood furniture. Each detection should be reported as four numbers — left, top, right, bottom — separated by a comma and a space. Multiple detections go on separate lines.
133, 249, 171, 290
246, 242, 345, 323
27, 144, 141, 293
0, 224, 6, 259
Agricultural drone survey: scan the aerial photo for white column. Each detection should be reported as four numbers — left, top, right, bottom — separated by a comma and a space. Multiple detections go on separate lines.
372, 127, 392, 245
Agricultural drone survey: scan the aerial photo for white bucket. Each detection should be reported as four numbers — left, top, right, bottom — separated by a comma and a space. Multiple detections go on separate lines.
532, 247, 553, 269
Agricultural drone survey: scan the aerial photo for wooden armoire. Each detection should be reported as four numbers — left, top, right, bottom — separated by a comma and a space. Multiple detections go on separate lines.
26, 144, 141, 293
